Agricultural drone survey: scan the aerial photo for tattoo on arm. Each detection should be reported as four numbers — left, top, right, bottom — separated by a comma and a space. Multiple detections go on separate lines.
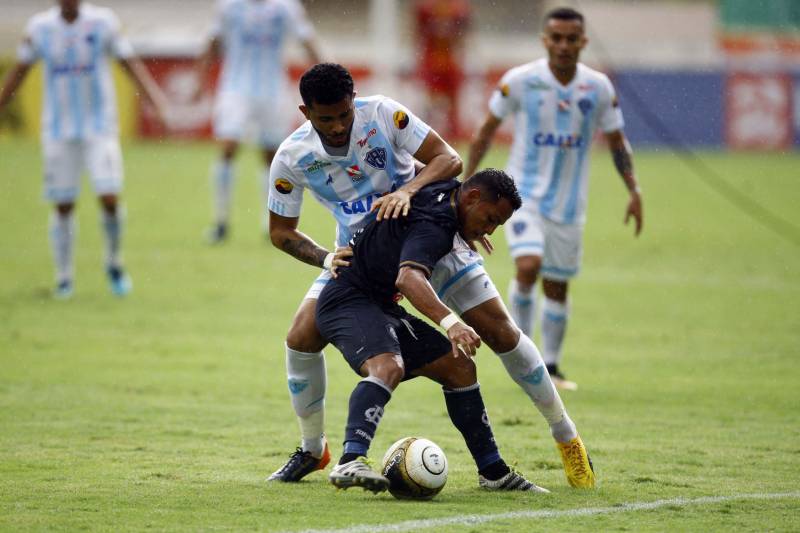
612, 147, 633, 178
281, 236, 328, 268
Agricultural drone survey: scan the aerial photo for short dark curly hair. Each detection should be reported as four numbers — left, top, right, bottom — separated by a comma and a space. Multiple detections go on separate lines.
545, 7, 584, 28
299, 63, 354, 107
463, 168, 522, 211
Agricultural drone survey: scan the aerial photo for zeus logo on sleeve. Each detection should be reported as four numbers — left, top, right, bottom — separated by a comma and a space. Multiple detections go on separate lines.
533, 133, 585, 148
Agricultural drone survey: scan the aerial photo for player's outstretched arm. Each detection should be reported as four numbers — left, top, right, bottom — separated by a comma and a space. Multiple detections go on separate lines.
193, 37, 221, 101
464, 113, 502, 179
268, 212, 350, 276
373, 130, 462, 221
395, 266, 481, 357
605, 129, 643, 236
119, 57, 170, 128
0, 63, 31, 114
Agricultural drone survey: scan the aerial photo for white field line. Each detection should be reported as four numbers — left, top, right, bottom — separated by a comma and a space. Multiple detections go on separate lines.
288, 491, 800, 533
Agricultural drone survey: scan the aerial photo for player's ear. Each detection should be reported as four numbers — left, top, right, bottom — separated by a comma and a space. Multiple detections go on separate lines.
465, 187, 482, 206
299, 104, 310, 120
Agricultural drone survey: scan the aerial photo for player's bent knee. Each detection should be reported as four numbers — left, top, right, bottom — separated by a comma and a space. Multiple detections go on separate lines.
441, 355, 477, 389
286, 302, 326, 353
480, 320, 521, 354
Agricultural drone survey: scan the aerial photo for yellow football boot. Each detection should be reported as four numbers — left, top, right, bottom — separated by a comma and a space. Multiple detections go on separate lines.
557, 436, 596, 488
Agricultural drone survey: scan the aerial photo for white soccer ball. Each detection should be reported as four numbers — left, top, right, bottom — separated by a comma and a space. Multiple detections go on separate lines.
381, 437, 448, 500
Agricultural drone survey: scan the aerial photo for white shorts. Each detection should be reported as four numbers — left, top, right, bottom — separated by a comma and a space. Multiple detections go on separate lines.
213, 91, 290, 148
42, 136, 124, 203
504, 205, 584, 281
303, 236, 500, 315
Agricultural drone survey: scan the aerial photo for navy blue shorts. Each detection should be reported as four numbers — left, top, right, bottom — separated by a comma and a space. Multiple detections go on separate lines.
316, 278, 452, 376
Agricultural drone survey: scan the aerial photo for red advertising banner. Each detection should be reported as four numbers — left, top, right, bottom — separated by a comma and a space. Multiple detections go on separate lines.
137, 59, 373, 140
725, 72, 793, 150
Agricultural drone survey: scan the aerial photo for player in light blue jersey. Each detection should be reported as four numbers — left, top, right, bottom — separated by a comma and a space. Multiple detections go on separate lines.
195, 0, 321, 243
466, 7, 644, 391
266, 64, 595, 490
0, 0, 168, 298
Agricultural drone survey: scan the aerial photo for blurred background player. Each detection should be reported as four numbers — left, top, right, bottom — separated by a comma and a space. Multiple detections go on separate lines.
414, 0, 471, 140
0, 0, 168, 299
465, 7, 644, 390
195, 0, 322, 243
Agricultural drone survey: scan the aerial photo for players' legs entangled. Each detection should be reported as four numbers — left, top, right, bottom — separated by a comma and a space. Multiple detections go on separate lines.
459, 295, 577, 443
49, 203, 76, 299
414, 351, 549, 493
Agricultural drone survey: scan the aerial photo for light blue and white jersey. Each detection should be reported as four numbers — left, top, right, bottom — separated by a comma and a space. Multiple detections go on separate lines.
489, 59, 624, 225
268, 95, 431, 247
17, 3, 133, 141
212, 0, 314, 100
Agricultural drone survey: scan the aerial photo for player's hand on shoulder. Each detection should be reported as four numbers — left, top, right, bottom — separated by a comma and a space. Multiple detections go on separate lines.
328, 246, 353, 278
372, 190, 413, 221
447, 322, 481, 357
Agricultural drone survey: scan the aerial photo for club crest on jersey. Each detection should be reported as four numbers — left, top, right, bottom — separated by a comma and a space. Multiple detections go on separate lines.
499, 83, 510, 97
365, 147, 387, 170
512, 221, 526, 235
578, 98, 594, 116
393, 110, 409, 130
274, 178, 294, 194
346, 165, 363, 181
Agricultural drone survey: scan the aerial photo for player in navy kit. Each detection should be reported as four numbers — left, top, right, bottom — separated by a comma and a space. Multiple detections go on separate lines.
317, 171, 549, 494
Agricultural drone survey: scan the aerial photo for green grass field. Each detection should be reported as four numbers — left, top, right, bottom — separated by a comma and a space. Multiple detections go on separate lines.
1, 138, 799, 532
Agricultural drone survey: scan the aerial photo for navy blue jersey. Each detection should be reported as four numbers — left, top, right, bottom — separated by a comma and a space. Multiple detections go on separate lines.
338, 179, 461, 304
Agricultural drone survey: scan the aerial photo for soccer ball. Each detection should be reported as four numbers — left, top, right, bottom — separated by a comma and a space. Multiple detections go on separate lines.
381, 437, 448, 500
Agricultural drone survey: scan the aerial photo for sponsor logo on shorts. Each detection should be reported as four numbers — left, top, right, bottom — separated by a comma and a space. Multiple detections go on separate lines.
393, 110, 409, 130
365, 147, 387, 170
274, 178, 294, 194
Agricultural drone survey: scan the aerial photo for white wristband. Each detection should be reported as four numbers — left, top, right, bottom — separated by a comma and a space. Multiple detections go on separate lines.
439, 312, 460, 332
323, 252, 334, 270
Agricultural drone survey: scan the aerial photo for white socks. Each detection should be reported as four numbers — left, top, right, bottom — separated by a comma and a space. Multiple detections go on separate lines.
508, 279, 536, 337
212, 159, 234, 225
101, 207, 123, 269
496, 333, 577, 443
49, 211, 75, 283
541, 298, 569, 367
285, 344, 327, 457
